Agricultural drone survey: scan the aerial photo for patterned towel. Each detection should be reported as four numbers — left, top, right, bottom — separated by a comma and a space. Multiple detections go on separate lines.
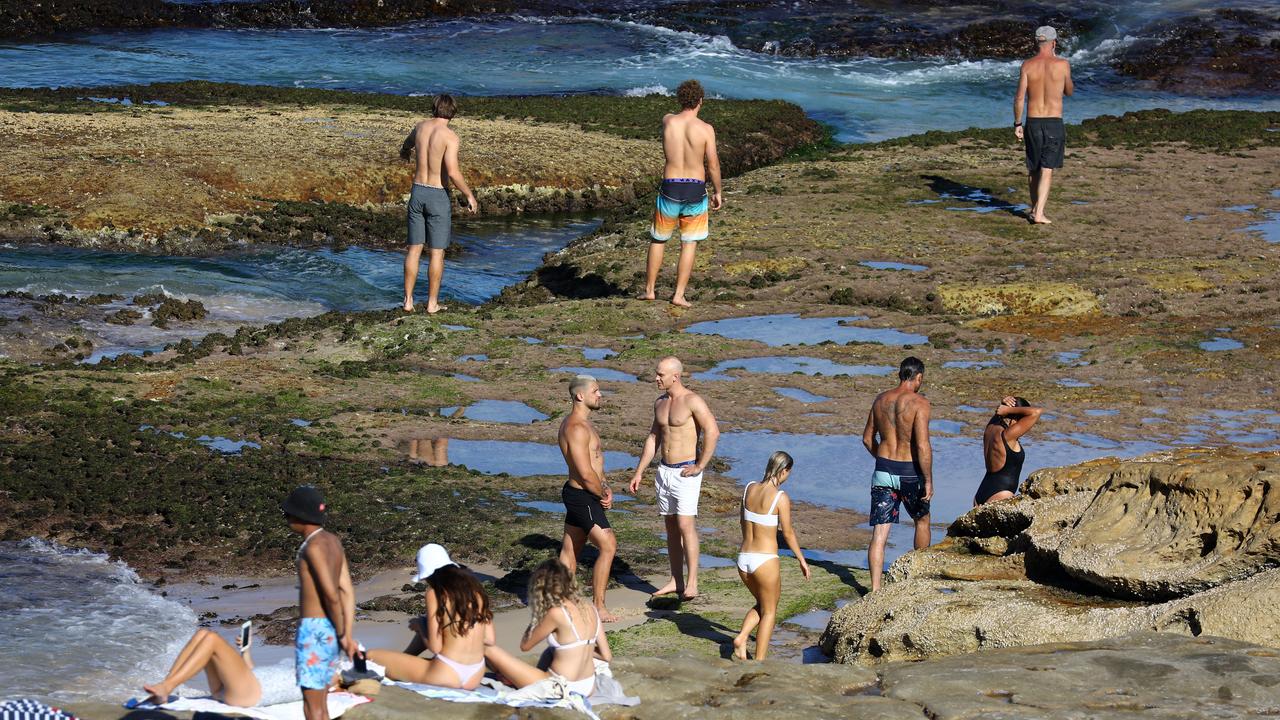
0, 699, 79, 720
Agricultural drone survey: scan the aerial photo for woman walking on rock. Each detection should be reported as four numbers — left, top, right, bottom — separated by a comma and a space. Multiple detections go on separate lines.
732, 451, 809, 660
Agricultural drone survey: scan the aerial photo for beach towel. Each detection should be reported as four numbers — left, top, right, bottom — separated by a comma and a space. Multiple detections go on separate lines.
381, 659, 638, 718
384, 677, 600, 719
123, 691, 370, 720
0, 699, 79, 720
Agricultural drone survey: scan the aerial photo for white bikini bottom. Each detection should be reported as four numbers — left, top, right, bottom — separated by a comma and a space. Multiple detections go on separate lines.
736, 552, 778, 574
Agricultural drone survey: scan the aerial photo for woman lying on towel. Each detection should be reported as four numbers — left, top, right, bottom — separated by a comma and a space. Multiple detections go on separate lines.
142, 628, 261, 707
367, 546, 495, 690
485, 559, 612, 697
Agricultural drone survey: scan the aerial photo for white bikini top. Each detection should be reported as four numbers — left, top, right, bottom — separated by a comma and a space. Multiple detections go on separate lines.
546, 603, 600, 650
741, 482, 783, 527
297, 527, 323, 563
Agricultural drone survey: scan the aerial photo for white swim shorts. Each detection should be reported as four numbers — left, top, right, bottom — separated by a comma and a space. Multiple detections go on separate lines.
655, 461, 703, 516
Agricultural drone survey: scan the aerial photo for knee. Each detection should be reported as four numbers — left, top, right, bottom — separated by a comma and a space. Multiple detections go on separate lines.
599, 533, 617, 555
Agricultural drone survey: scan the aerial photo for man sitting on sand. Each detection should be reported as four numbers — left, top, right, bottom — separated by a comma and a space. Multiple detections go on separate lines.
400, 94, 478, 313
629, 357, 720, 599
284, 486, 358, 720
558, 374, 619, 622
1014, 26, 1073, 225
862, 357, 934, 593
639, 79, 722, 307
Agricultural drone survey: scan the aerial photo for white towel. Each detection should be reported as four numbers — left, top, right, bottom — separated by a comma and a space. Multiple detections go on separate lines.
384, 677, 600, 719
124, 691, 370, 720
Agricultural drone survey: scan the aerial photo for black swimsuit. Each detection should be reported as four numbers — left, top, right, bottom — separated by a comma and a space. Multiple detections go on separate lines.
974, 435, 1025, 504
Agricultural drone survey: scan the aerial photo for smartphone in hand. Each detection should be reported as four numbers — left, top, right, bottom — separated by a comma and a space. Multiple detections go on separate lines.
240, 621, 252, 651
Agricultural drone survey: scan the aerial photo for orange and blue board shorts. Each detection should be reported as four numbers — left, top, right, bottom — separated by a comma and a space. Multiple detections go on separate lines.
650, 179, 709, 243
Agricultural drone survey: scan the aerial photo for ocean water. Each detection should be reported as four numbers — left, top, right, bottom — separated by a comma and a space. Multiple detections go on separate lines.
0, 215, 598, 355
0, 539, 198, 703
0, 539, 305, 705
2, 13, 1278, 142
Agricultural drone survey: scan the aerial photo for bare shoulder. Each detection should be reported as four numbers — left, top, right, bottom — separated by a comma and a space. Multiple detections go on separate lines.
305, 531, 342, 560
687, 390, 712, 411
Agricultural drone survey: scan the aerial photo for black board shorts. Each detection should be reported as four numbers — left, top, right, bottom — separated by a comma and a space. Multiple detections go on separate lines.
1024, 117, 1066, 173
562, 482, 610, 531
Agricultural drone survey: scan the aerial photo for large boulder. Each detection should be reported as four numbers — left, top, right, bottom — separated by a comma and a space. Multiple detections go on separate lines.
1049, 450, 1280, 599
822, 449, 1280, 664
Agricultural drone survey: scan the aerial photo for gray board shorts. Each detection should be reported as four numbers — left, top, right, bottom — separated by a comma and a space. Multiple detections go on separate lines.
407, 183, 451, 250
1024, 117, 1066, 173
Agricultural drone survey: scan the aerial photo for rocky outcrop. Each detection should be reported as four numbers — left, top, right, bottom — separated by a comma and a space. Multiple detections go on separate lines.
1113, 9, 1280, 96
821, 448, 1280, 664
879, 632, 1280, 720
0, 0, 513, 38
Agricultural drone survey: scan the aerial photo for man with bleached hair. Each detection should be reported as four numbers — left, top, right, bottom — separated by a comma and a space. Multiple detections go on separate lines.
558, 374, 619, 622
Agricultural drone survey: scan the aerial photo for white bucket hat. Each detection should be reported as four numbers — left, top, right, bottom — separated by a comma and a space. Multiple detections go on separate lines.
412, 543, 457, 582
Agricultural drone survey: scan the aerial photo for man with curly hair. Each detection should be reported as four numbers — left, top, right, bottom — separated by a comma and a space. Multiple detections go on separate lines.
639, 79, 722, 307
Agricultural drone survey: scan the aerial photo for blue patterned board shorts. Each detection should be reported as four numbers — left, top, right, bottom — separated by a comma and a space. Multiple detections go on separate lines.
869, 457, 930, 526
295, 617, 340, 690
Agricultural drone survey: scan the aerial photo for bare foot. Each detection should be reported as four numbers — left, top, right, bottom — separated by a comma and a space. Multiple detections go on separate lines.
596, 605, 620, 623
670, 296, 692, 308
651, 578, 681, 597
142, 683, 170, 705
636, 292, 656, 301
1032, 215, 1053, 225
680, 584, 698, 601
732, 636, 748, 661
426, 303, 448, 314
402, 303, 414, 312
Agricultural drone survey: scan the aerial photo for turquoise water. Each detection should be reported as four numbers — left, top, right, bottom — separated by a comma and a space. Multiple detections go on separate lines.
4, 15, 1279, 142
0, 216, 599, 310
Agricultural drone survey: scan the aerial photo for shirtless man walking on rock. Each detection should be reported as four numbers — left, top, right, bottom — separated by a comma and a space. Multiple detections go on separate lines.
558, 374, 619, 622
629, 356, 720, 599
1014, 26, 1073, 225
283, 486, 358, 720
400, 94, 478, 313
862, 357, 934, 593
639, 80, 723, 307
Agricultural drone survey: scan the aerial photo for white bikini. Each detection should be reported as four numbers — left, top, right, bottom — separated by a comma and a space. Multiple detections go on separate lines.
545, 603, 601, 696
737, 482, 783, 574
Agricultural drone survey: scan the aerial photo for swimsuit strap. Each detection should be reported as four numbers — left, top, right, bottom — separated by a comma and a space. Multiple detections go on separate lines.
766, 488, 784, 515
551, 603, 595, 649
297, 528, 324, 561
741, 482, 754, 505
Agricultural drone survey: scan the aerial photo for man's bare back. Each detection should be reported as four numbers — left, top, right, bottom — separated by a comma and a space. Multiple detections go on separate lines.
661, 113, 715, 182
1019, 54, 1073, 118
406, 121, 458, 188
867, 388, 929, 463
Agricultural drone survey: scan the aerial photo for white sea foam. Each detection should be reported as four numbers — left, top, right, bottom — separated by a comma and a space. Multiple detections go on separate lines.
624, 84, 670, 96
0, 539, 199, 703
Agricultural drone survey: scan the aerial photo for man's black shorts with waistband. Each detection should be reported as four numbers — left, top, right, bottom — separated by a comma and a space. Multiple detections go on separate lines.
562, 482, 610, 531
1024, 117, 1066, 173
